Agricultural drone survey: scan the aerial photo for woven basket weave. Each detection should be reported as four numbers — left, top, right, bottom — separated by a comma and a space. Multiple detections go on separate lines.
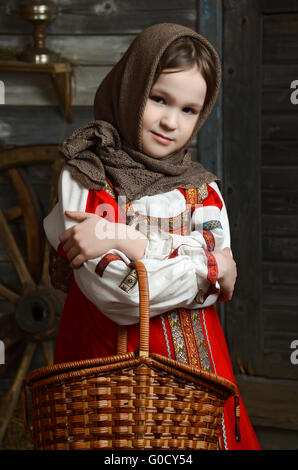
22, 261, 239, 450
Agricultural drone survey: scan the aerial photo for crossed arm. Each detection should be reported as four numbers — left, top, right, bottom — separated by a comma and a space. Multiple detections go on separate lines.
59, 210, 237, 302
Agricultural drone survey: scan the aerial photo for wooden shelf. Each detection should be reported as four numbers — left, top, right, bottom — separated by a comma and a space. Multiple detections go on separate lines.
0, 60, 73, 122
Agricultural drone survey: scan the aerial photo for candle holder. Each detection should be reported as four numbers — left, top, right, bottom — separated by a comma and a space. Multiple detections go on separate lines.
19, 0, 60, 64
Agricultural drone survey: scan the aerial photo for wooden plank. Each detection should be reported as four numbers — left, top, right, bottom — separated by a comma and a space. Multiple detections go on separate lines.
262, 214, 298, 237
262, 116, 298, 141
264, 331, 298, 352
223, 0, 263, 374
0, 106, 93, 147
0, 35, 135, 65
263, 65, 298, 88
236, 374, 298, 430
263, 261, 298, 285
0, 66, 111, 106
197, 0, 223, 178
262, 351, 298, 380
263, 13, 298, 36
262, 89, 296, 113
263, 36, 298, 64
262, 166, 298, 190
263, 303, 298, 332
261, 0, 298, 13
263, 236, 298, 262
262, 141, 298, 166
262, 189, 298, 215
253, 426, 298, 451
0, 0, 196, 34
263, 284, 298, 307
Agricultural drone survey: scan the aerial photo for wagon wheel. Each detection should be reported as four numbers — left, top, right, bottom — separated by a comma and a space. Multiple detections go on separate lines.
0, 145, 66, 445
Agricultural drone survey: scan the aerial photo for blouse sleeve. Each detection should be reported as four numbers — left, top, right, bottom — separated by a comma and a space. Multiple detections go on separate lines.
146, 181, 232, 309
43, 168, 218, 326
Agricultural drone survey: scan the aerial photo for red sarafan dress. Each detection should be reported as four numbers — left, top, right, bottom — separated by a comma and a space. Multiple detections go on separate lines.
44, 168, 261, 450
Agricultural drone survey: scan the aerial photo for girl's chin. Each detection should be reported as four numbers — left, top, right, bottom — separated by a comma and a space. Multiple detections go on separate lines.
142, 143, 174, 159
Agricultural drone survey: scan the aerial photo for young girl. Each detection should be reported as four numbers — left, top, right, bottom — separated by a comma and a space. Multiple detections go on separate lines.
44, 23, 261, 450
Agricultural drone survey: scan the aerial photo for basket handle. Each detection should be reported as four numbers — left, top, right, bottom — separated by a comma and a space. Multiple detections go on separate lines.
117, 261, 150, 357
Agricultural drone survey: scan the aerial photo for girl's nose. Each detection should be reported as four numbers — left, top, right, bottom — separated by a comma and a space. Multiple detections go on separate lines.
160, 109, 178, 130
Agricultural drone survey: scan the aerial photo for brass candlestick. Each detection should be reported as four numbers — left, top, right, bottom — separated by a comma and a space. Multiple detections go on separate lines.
19, 0, 60, 64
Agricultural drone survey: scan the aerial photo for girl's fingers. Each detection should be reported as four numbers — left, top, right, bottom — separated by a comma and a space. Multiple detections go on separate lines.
64, 210, 87, 220
65, 210, 100, 220
65, 246, 81, 263
70, 254, 85, 269
59, 226, 74, 242
61, 237, 75, 253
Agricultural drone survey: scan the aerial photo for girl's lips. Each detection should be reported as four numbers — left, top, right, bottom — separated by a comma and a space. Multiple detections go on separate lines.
151, 131, 173, 145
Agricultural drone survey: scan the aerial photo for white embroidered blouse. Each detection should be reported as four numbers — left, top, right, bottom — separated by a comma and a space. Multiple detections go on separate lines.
44, 168, 231, 325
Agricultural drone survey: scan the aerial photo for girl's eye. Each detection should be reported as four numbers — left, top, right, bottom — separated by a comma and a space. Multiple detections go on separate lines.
150, 95, 165, 104
183, 107, 195, 115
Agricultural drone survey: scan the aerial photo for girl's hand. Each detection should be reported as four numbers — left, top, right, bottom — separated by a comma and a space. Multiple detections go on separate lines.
59, 211, 118, 268
59, 210, 148, 269
213, 247, 237, 302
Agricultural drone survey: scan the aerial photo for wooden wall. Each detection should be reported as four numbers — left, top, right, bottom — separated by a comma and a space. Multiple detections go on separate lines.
223, 0, 298, 450
261, 8, 298, 380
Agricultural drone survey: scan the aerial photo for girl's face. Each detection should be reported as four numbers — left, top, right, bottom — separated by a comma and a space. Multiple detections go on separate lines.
141, 65, 207, 158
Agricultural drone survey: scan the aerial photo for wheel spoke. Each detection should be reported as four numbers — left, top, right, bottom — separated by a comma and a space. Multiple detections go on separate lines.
8, 168, 43, 283
48, 156, 64, 212
2, 329, 23, 350
40, 240, 51, 286
0, 284, 20, 303
0, 342, 36, 443
42, 340, 54, 366
0, 210, 36, 293
4, 206, 22, 222
40, 157, 64, 286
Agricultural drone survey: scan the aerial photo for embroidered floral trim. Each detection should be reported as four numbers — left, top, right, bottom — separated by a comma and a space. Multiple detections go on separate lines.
191, 310, 211, 371
95, 253, 123, 277
185, 187, 198, 210
167, 310, 188, 364
197, 183, 209, 203
103, 180, 117, 200
178, 308, 201, 367
125, 209, 192, 237
119, 267, 138, 292
203, 230, 215, 251
167, 308, 212, 371
203, 220, 222, 231
204, 248, 218, 285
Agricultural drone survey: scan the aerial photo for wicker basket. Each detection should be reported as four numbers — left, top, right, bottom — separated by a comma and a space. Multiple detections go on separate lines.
22, 261, 239, 450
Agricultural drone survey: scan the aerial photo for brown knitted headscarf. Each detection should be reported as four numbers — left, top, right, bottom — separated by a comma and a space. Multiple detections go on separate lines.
60, 23, 222, 201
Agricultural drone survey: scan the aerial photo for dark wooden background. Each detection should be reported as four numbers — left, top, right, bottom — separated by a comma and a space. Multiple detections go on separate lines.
0, 0, 297, 450
223, 0, 298, 450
